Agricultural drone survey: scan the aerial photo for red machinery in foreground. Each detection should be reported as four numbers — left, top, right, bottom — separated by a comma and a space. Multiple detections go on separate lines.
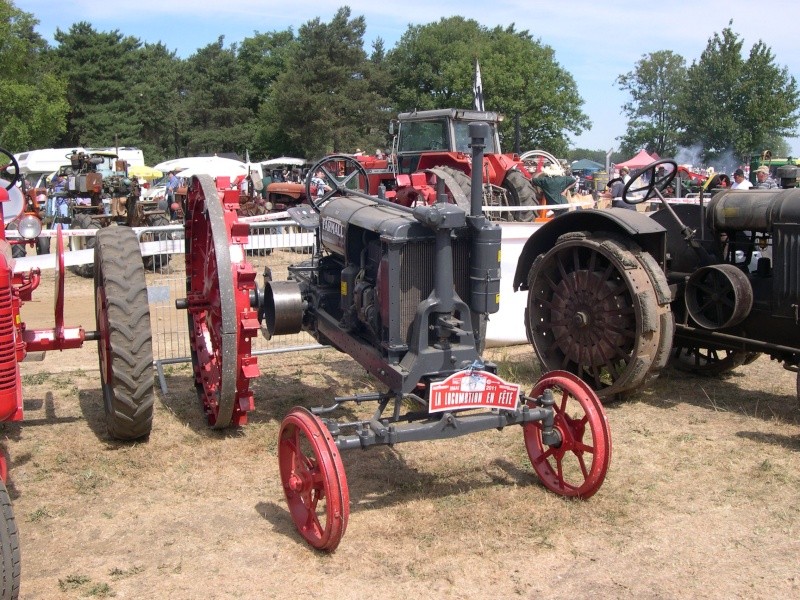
0, 147, 154, 598
172, 124, 611, 551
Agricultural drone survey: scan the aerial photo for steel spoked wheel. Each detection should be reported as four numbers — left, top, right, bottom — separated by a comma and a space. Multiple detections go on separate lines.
279, 407, 349, 552
526, 232, 664, 398
184, 176, 258, 428
94, 226, 155, 440
671, 344, 748, 376
524, 370, 611, 498
0, 479, 20, 600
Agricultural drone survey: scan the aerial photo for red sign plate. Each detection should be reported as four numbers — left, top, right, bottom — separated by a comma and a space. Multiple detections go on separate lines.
428, 370, 521, 413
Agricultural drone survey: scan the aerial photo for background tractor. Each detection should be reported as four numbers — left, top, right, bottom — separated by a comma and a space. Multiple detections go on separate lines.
514, 158, 800, 402
0, 147, 154, 599
48, 150, 172, 276
285, 109, 544, 222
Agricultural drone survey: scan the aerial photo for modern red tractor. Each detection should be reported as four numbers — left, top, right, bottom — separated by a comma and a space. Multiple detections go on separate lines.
285, 109, 541, 222
0, 147, 154, 598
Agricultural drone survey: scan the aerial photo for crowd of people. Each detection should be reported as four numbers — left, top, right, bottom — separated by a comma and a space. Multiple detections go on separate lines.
595, 162, 785, 210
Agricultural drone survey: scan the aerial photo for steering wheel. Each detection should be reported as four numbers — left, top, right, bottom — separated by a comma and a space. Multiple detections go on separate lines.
305, 154, 369, 212
0, 147, 21, 191
622, 159, 677, 204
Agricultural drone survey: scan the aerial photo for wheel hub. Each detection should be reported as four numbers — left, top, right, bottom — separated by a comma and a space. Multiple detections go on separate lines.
551, 270, 631, 366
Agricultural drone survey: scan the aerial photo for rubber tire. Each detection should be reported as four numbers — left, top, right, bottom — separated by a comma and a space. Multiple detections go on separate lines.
69, 213, 101, 278
0, 479, 20, 600
5, 223, 26, 259
94, 226, 155, 440
503, 170, 537, 222
142, 214, 172, 271
435, 166, 472, 212
36, 237, 49, 255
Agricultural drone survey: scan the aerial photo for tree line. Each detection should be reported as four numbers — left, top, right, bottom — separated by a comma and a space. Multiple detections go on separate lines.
1, 2, 797, 167
616, 21, 799, 163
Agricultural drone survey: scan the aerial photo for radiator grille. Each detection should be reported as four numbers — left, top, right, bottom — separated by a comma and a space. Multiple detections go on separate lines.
773, 224, 800, 304
397, 239, 470, 343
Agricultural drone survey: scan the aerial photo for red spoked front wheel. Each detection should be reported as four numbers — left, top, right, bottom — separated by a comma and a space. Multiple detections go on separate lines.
524, 370, 611, 499
278, 407, 349, 552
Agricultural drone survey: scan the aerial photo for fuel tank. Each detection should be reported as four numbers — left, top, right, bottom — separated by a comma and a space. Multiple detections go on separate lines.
706, 188, 800, 231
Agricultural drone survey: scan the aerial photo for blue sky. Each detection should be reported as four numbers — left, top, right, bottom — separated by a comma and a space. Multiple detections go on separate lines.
16, 0, 800, 159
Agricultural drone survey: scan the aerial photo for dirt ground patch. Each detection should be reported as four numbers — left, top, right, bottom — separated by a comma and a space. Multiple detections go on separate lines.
4, 267, 800, 599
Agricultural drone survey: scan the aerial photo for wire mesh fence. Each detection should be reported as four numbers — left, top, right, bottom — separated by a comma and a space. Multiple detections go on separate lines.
138, 221, 321, 375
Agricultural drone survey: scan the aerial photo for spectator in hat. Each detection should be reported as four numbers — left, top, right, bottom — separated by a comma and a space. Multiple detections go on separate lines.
754, 165, 778, 189
731, 168, 752, 190
619, 166, 631, 185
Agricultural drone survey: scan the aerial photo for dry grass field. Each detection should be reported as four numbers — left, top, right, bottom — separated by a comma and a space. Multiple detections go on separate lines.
3, 266, 799, 599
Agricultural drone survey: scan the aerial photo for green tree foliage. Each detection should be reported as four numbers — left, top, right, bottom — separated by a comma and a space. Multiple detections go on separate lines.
616, 50, 686, 157
182, 37, 256, 157
128, 42, 186, 163
238, 29, 298, 158
0, 0, 68, 151
53, 23, 145, 148
266, 7, 390, 159
386, 18, 589, 156
678, 24, 799, 161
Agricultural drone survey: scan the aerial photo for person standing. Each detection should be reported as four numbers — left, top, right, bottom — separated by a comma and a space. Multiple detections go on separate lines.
161, 170, 180, 218
753, 165, 778, 189
731, 168, 753, 190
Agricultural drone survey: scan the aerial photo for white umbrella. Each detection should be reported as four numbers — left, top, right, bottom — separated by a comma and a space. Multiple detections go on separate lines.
260, 156, 307, 167
177, 163, 248, 179
154, 155, 247, 174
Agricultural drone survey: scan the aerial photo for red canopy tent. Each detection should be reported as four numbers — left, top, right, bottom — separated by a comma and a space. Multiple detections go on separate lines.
615, 149, 658, 170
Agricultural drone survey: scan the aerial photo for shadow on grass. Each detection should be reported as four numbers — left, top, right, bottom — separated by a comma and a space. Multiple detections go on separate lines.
623, 363, 800, 427
255, 445, 542, 548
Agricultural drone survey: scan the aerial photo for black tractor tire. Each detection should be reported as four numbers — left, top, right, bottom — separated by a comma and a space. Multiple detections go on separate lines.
5, 223, 26, 259
69, 212, 101, 278
436, 166, 472, 212
502, 170, 537, 222
0, 479, 20, 600
142, 214, 172, 271
36, 236, 50, 255
94, 226, 155, 440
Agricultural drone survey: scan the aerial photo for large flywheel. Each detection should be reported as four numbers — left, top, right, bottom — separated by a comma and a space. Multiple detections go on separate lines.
184, 175, 260, 428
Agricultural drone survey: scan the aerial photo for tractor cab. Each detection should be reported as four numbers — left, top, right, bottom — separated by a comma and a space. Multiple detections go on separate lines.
393, 108, 503, 174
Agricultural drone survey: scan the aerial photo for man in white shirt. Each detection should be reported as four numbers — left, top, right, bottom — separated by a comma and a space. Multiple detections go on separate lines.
731, 168, 752, 190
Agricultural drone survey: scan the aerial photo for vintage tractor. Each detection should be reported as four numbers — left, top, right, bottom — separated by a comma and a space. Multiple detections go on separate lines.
175, 124, 611, 551
514, 158, 800, 401
49, 150, 172, 277
0, 147, 154, 598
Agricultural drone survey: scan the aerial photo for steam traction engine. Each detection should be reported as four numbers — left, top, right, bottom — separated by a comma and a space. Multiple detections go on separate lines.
0, 147, 154, 598
514, 158, 800, 401
179, 124, 611, 551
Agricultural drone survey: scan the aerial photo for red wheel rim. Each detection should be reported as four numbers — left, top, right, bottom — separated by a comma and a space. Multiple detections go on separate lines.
278, 407, 349, 551
185, 176, 258, 428
524, 370, 611, 499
